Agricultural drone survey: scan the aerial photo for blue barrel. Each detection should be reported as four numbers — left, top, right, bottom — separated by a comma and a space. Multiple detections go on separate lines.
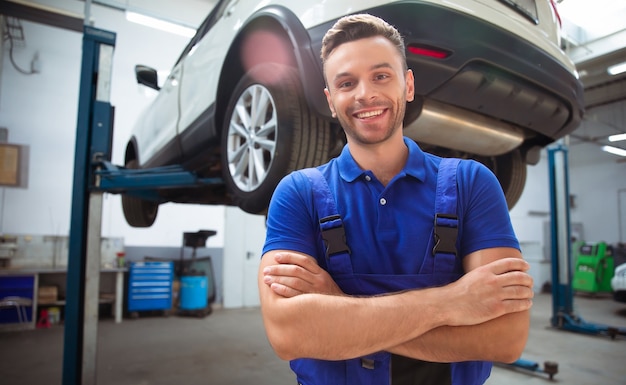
180, 275, 208, 310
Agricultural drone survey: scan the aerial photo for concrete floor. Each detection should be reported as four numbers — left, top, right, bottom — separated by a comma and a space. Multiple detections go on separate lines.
1, 292, 625, 385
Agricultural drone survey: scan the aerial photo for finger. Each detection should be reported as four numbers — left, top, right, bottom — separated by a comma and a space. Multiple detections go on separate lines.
270, 282, 302, 298
265, 273, 313, 293
275, 252, 306, 264
266, 264, 316, 286
502, 298, 533, 314
500, 285, 535, 300
264, 264, 308, 277
488, 258, 530, 274
276, 252, 320, 271
499, 271, 534, 288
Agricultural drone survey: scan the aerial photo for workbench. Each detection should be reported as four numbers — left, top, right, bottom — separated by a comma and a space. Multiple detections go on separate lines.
0, 267, 127, 330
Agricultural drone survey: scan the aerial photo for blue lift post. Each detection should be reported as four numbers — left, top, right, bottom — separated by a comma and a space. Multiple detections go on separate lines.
64, 26, 116, 385
504, 144, 626, 381
64, 24, 226, 385
547, 144, 626, 339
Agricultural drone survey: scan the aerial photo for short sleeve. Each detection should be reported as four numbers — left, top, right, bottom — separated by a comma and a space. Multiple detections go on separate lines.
457, 160, 520, 257
262, 171, 321, 258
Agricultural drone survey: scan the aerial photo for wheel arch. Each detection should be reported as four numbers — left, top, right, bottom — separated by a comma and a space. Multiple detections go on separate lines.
124, 137, 139, 165
214, 5, 329, 139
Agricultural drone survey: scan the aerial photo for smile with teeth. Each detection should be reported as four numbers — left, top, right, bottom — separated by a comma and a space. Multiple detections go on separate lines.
355, 109, 384, 119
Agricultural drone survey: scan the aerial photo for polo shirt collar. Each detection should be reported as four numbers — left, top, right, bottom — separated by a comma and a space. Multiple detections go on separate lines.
337, 137, 427, 182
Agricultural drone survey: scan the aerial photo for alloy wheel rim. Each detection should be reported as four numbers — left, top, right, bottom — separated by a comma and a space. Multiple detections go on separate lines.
226, 84, 278, 192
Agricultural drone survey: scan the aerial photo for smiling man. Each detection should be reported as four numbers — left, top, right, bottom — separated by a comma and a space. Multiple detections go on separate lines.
258, 14, 534, 385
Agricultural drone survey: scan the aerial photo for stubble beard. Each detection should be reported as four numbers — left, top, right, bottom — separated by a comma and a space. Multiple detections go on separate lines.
339, 97, 407, 146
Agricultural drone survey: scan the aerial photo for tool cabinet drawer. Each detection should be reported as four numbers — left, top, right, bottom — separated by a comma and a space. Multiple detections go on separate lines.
127, 262, 173, 312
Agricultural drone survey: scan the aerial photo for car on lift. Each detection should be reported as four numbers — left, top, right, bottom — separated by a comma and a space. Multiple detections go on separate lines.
612, 262, 626, 303
121, 0, 584, 227
611, 244, 626, 303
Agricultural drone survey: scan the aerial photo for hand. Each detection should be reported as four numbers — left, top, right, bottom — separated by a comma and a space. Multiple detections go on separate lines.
442, 257, 534, 326
262, 252, 344, 298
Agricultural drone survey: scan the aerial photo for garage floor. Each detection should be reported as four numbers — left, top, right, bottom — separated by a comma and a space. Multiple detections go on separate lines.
1, 292, 624, 385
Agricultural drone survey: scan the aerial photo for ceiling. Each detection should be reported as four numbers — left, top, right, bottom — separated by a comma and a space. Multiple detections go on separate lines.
558, 0, 626, 109
556, 0, 626, 161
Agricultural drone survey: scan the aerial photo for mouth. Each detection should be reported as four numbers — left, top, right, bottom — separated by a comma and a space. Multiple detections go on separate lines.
354, 109, 385, 119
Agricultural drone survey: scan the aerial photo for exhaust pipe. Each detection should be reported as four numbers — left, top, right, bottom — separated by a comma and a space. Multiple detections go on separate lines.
404, 99, 525, 157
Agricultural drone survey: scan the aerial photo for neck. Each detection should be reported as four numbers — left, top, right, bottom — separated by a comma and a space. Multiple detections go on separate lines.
349, 135, 408, 186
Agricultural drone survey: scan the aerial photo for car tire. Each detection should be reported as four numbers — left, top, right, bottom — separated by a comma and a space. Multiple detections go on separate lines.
221, 63, 330, 214
492, 149, 526, 210
121, 159, 159, 227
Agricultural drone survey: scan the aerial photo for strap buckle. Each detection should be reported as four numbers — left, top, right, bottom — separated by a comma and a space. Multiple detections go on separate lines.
320, 215, 351, 258
433, 213, 458, 256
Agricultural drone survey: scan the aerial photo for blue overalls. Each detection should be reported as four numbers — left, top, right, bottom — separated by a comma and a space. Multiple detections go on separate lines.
293, 158, 491, 385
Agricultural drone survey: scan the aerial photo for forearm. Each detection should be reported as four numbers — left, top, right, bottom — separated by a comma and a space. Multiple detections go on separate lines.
261, 287, 448, 361
260, 250, 533, 362
389, 310, 530, 363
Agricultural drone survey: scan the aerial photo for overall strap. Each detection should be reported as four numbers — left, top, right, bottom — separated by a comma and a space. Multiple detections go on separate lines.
432, 158, 461, 256
300, 168, 351, 263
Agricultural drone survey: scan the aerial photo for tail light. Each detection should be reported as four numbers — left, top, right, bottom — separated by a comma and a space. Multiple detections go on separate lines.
407, 44, 451, 59
549, 0, 562, 28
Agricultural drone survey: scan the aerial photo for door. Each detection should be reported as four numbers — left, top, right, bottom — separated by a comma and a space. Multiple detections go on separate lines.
136, 64, 183, 164
617, 189, 626, 242
222, 206, 266, 308
242, 214, 266, 307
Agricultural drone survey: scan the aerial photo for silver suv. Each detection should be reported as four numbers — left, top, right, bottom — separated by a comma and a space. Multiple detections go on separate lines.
122, 0, 584, 227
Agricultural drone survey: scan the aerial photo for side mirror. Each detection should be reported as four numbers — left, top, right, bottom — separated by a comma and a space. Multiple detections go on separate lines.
135, 64, 160, 90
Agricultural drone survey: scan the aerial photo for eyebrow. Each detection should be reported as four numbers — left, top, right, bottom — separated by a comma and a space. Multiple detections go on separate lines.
332, 62, 394, 83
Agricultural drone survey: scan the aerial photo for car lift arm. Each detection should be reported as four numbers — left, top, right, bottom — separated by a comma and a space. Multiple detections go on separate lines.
94, 160, 223, 201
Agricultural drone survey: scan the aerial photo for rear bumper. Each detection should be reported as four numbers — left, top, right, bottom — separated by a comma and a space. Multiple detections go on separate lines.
307, 1, 584, 147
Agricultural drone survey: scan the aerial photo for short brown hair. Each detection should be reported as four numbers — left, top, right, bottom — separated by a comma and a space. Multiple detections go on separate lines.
320, 14, 407, 70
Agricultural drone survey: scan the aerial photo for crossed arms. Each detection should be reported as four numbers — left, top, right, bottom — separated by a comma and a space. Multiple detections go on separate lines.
258, 247, 533, 363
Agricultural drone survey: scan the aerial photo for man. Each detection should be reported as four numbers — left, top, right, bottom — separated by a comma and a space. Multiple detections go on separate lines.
258, 14, 533, 385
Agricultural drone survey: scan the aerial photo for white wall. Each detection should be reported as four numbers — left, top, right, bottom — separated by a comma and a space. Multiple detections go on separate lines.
0, 0, 225, 247
569, 148, 625, 243
510, 154, 551, 245
510, 140, 626, 250
1, 0, 624, 252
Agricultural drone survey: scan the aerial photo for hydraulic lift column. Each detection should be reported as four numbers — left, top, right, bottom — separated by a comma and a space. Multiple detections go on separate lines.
548, 144, 625, 338
63, 26, 116, 385
548, 144, 575, 326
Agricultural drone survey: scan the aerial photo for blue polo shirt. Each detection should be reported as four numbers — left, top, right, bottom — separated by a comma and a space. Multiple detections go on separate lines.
263, 137, 519, 273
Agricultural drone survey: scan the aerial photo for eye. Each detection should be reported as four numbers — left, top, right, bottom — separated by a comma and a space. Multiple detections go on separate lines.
374, 73, 390, 81
338, 80, 354, 89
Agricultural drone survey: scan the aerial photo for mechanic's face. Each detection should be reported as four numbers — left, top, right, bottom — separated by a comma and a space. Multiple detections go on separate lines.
324, 36, 414, 146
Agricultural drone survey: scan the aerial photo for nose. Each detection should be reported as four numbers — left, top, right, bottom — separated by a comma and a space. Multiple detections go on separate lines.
354, 80, 376, 102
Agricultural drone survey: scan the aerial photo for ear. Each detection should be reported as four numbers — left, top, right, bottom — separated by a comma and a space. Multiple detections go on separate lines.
405, 69, 415, 102
324, 88, 337, 118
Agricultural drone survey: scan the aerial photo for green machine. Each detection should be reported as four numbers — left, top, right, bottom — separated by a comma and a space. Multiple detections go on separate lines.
572, 241, 615, 293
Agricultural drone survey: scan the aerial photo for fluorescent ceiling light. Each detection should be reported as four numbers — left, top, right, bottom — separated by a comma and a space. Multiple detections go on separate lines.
126, 11, 195, 38
602, 145, 626, 157
609, 133, 626, 142
607, 61, 626, 76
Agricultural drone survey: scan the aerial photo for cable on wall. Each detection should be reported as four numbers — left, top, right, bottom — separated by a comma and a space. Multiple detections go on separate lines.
3, 17, 38, 75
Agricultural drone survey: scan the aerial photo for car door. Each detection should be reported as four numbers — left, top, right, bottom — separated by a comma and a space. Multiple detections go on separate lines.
136, 63, 183, 166
134, 0, 238, 167
177, 0, 243, 138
